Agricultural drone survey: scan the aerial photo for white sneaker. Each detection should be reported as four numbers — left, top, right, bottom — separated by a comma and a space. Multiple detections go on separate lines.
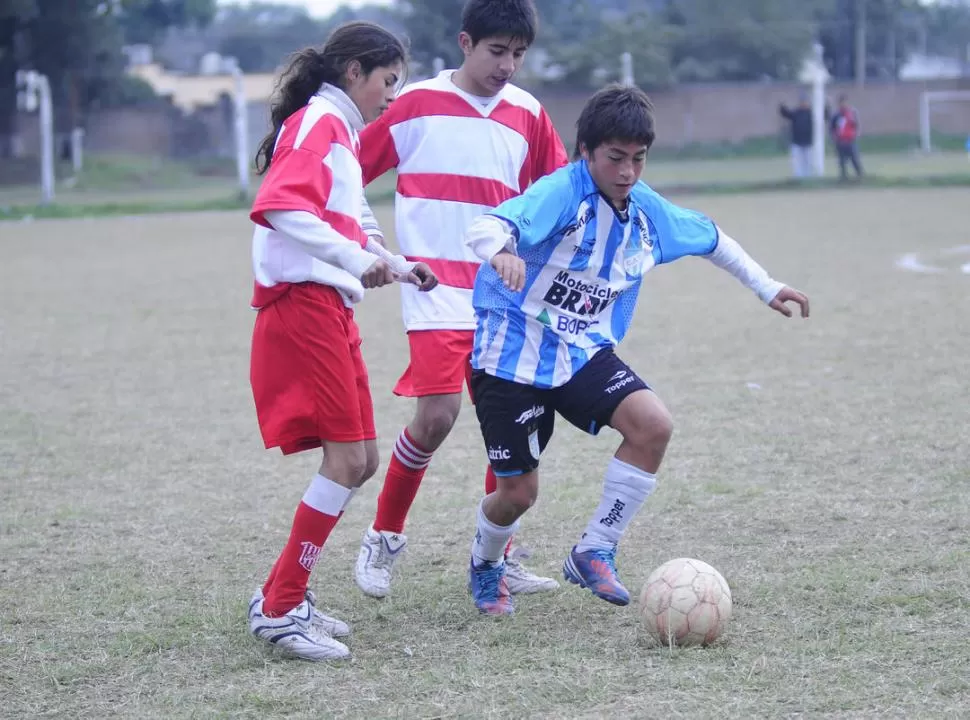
355, 526, 408, 598
249, 588, 351, 638
248, 598, 350, 661
505, 547, 560, 595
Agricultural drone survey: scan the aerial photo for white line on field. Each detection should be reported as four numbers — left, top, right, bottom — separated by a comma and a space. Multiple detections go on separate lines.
895, 253, 944, 274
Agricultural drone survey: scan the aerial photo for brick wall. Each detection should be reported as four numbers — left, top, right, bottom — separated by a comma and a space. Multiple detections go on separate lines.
538, 78, 970, 148
12, 78, 970, 159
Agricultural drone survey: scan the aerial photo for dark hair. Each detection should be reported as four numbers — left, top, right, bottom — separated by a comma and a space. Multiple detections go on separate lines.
256, 21, 407, 173
461, 0, 538, 46
574, 84, 656, 159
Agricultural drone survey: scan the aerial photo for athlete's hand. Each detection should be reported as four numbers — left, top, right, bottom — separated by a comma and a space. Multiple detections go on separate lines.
361, 258, 396, 289
769, 286, 810, 318
491, 250, 526, 292
406, 262, 438, 292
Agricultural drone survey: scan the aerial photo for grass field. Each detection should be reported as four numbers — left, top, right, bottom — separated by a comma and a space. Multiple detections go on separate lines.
1, 150, 967, 216
2, 187, 969, 718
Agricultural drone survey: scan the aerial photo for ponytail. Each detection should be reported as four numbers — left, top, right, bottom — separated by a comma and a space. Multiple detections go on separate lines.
256, 22, 407, 174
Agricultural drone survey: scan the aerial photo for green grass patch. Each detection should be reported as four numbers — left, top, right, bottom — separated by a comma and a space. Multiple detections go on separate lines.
2, 170, 967, 221
640, 132, 969, 161
3, 192, 970, 716
0, 195, 250, 220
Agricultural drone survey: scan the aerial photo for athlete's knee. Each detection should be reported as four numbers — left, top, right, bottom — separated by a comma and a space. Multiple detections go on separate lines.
616, 392, 673, 453
497, 471, 539, 514
635, 406, 673, 452
362, 446, 380, 482
413, 395, 461, 448
323, 443, 369, 486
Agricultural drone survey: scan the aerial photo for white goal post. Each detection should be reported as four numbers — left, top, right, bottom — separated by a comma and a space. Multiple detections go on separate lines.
919, 90, 970, 152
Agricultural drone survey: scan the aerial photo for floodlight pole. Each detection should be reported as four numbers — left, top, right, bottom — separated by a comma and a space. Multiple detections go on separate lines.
620, 52, 634, 86
37, 74, 54, 204
811, 43, 827, 177
71, 127, 85, 174
432, 57, 445, 76
17, 70, 56, 205
920, 92, 931, 152
229, 58, 250, 200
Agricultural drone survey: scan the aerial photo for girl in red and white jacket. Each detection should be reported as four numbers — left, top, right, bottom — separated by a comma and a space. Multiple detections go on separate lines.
246, 22, 436, 662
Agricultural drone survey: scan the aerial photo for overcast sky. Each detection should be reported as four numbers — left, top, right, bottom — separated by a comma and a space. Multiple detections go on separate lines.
219, 0, 392, 18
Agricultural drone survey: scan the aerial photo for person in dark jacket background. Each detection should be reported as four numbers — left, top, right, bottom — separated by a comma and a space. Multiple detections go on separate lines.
779, 92, 814, 178
830, 93, 864, 180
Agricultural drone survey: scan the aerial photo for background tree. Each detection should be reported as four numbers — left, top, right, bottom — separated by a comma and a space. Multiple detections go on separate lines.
817, 0, 940, 81
214, 3, 328, 72
0, 0, 34, 156
118, 0, 217, 45
661, 0, 827, 83
394, 0, 464, 70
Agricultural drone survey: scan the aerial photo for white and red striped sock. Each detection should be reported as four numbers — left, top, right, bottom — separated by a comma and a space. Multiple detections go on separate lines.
373, 428, 433, 534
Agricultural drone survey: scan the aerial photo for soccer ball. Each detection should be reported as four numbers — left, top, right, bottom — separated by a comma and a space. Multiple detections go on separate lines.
639, 557, 732, 647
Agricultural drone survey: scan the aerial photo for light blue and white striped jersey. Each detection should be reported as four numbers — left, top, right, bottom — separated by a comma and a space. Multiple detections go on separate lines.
471, 159, 720, 389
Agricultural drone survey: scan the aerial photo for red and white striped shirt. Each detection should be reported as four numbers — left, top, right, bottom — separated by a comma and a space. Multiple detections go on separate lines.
250, 85, 378, 308
360, 70, 568, 330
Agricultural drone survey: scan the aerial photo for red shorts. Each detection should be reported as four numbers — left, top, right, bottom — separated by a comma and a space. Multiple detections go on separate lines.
393, 330, 475, 398
250, 283, 376, 454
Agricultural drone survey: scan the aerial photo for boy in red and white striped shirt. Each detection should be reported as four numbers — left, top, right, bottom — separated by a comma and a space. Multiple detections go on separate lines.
354, 0, 569, 598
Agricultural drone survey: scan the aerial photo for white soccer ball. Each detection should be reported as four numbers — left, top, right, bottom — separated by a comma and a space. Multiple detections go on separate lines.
639, 557, 732, 647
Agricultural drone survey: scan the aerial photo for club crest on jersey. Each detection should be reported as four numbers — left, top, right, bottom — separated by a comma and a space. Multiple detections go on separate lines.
623, 219, 651, 278
528, 430, 540, 460
623, 241, 644, 278
624, 252, 643, 277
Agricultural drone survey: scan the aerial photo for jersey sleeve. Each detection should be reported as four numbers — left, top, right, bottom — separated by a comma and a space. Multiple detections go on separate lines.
360, 194, 384, 241
251, 145, 335, 228
636, 184, 719, 263
704, 229, 784, 304
488, 167, 576, 252
529, 108, 569, 183
359, 111, 400, 185
264, 209, 377, 279
251, 115, 366, 248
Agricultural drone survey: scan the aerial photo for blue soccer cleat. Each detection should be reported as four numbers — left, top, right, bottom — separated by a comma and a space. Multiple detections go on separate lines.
562, 545, 630, 606
469, 559, 515, 616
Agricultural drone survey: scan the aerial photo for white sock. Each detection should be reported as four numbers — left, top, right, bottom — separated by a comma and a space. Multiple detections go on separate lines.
342, 486, 359, 512
302, 473, 352, 516
471, 498, 519, 566
575, 458, 657, 553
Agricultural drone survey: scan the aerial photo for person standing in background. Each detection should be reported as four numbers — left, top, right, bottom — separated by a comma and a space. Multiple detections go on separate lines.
830, 94, 864, 181
779, 92, 814, 179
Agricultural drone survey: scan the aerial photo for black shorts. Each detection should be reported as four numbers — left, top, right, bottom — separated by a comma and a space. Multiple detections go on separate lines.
471, 348, 649, 477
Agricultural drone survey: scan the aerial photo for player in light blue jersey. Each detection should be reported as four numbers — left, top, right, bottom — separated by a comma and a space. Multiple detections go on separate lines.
461, 84, 810, 615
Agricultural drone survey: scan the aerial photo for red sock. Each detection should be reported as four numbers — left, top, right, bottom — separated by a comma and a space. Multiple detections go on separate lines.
485, 466, 498, 494
261, 507, 348, 597
373, 428, 433, 534
262, 474, 350, 617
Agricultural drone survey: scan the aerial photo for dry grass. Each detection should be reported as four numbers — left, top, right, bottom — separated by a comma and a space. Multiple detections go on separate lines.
1, 187, 969, 719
